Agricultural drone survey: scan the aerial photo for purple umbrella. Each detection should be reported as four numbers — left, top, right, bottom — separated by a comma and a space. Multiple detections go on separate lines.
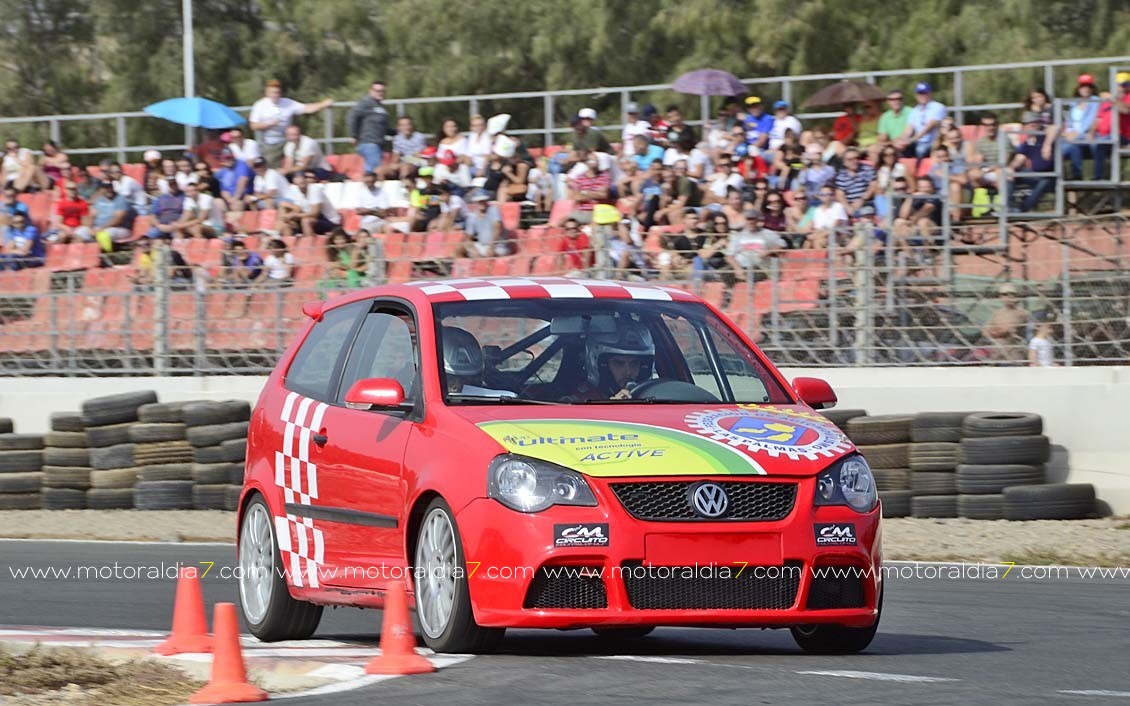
672, 69, 747, 96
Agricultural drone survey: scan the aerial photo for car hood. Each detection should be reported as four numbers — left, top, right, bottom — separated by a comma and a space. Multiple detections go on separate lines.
448, 404, 856, 477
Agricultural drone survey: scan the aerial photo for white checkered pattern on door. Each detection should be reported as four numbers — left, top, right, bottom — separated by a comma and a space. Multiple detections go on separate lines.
274, 391, 328, 588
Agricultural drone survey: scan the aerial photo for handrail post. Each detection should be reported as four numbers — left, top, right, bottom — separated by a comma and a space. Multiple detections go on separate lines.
49, 119, 60, 145
116, 115, 127, 164
953, 69, 964, 125
544, 94, 554, 147
323, 105, 335, 155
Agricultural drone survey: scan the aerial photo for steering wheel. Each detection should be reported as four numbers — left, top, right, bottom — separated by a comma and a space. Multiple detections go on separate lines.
630, 378, 721, 403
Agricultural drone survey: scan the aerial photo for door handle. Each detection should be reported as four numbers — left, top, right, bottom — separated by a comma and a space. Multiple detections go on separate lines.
312, 433, 328, 446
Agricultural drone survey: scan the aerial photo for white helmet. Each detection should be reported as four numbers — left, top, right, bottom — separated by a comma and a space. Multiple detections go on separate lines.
584, 318, 654, 389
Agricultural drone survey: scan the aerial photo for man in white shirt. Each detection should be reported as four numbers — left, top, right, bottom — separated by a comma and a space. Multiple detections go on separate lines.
246, 158, 289, 210
768, 100, 803, 152
278, 171, 339, 238
706, 156, 745, 203
106, 161, 149, 215
281, 125, 332, 180
225, 127, 261, 165
811, 185, 849, 249
620, 102, 651, 155
248, 79, 333, 168
356, 170, 391, 234
181, 181, 221, 238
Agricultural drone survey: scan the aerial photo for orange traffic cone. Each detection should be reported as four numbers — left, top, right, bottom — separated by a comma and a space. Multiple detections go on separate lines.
189, 602, 268, 704
154, 566, 213, 655
363, 580, 436, 675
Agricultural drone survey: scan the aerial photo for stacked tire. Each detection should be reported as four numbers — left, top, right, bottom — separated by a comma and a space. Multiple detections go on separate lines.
904, 412, 969, 519
845, 415, 912, 519
42, 411, 92, 510
80, 391, 157, 510
184, 401, 250, 512
0, 418, 45, 510
131, 401, 195, 511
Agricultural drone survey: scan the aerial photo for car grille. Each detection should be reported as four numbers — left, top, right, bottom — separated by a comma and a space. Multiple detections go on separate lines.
806, 570, 866, 609
621, 560, 802, 610
523, 566, 607, 609
609, 480, 797, 521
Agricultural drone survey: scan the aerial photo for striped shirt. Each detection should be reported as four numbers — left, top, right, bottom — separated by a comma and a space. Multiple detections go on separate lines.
833, 164, 876, 203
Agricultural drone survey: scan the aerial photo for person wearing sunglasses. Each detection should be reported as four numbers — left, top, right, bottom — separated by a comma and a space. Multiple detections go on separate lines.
877, 89, 914, 158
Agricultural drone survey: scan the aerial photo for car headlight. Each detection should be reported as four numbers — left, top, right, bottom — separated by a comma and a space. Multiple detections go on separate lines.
814, 455, 877, 513
487, 454, 597, 513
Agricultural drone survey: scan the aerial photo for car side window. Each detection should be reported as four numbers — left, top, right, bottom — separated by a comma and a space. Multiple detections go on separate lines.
284, 301, 368, 401
706, 324, 771, 403
337, 308, 419, 404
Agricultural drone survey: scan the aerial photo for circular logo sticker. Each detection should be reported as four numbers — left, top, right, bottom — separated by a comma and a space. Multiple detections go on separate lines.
684, 407, 853, 461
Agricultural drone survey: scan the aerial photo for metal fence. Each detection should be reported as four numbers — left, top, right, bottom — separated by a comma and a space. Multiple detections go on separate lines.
2, 56, 1129, 162
0, 213, 1126, 375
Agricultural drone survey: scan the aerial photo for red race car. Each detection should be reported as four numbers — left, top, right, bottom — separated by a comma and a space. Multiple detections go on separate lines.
236, 277, 882, 654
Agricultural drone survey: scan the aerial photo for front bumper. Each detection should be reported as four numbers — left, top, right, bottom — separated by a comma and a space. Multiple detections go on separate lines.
456, 475, 882, 629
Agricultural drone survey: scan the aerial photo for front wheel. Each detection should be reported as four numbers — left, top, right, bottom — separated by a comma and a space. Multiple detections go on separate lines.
413, 497, 504, 653
238, 494, 323, 641
790, 589, 882, 655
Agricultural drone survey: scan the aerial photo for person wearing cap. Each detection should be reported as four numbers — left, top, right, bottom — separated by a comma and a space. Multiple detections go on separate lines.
347, 81, 390, 175
877, 89, 914, 158
1008, 112, 1056, 212
225, 127, 261, 166
1061, 74, 1100, 181
641, 104, 670, 146
246, 157, 289, 210
216, 148, 254, 212
1093, 72, 1130, 181
458, 189, 508, 258
767, 100, 801, 156
249, 79, 334, 169
281, 124, 332, 181
621, 102, 651, 155
906, 82, 947, 160
981, 283, 1030, 363
742, 96, 773, 154
570, 108, 612, 161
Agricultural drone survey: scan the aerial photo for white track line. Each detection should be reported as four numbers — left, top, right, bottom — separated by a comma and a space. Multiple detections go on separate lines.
1059, 690, 1130, 698
796, 670, 958, 683
595, 655, 704, 665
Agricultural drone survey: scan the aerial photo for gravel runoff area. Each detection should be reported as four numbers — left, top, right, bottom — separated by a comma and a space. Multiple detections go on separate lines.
0, 510, 1127, 565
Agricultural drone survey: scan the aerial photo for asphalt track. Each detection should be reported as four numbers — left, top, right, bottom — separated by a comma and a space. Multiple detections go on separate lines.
1, 540, 1128, 705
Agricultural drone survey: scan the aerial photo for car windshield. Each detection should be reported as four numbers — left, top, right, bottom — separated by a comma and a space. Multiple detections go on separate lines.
434, 298, 792, 405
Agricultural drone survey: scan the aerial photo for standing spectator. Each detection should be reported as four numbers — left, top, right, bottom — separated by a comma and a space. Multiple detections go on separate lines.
810, 186, 849, 249
620, 103, 650, 154
1028, 311, 1058, 367
1009, 113, 1055, 212
38, 140, 69, 191
767, 101, 801, 153
742, 96, 773, 155
246, 157, 289, 210
146, 179, 188, 240
907, 82, 947, 160
281, 125, 332, 181
215, 149, 254, 211
833, 148, 877, 216
465, 114, 494, 175
356, 169, 391, 234
225, 127, 261, 166
256, 237, 295, 286
384, 116, 428, 180
348, 81, 390, 174
981, 283, 1029, 363
181, 181, 223, 238
556, 218, 592, 275
877, 89, 914, 157
91, 181, 134, 251
278, 171, 339, 238
249, 79, 334, 168
1, 140, 35, 192
1062, 74, 1101, 180
52, 181, 92, 243
0, 213, 45, 269
105, 161, 149, 215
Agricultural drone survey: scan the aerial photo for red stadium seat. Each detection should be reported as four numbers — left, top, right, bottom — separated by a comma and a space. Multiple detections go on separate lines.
340, 209, 361, 232
45, 243, 68, 272
387, 259, 414, 284
258, 209, 278, 232
531, 253, 562, 275
546, 199, 575, 227
450, 258, 474, 278
498, 202, 521, 231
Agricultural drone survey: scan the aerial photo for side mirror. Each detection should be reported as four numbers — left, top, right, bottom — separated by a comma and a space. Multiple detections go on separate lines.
792, 377, 837, 410
344, 378, 411, 411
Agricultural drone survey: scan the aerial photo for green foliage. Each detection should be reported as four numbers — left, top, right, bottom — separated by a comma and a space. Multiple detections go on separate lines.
0, 0, 1126, 152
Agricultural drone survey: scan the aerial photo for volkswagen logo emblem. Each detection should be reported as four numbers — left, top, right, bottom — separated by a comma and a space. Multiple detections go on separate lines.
690, 482, 729, 518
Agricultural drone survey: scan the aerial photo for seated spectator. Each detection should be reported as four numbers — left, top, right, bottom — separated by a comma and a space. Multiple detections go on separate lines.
893, 176, 942, 256
652, 163, 700, 227
615, 157, 640, 201
1062, 75, 1101, 181
279, 171, 340, 238
324, 228, 355, 288
1009, 113, 1055, 213
774, 144, 805, 192
768, 101, 802, 155
621, 103, 651, 155
720, 186, 749, 228
181, 181, 224, 238
155, 158, 180, 194
556, 218, 592, 276
408, 168, 441, 232
435, 118, 472, 189
1028, 310, 1058, 368
129, 238, 193, 288
257, 237, 295, 286
223, 238, 264, 286
216, 148, 254, 211
281, 125, 333, 181
663, 132, 709, 180
493, 136, 530, 204
0, 185, 29, 227
466, 114, 494, 176
857, 100, 882, 161
875, 145, 908, 193
246, 157, 289, 210
907, 83, 947, 160
91, 181, 135, 251
146, 179, 188, 240
458, 190, 509, 258
664, 105, 696, 147
641, 104, 669, 146
1, 140, 35, 192
928, 142, 967, 223
193, 129, 228, 171
691, 213, 735, 298
746, 177, 770, 212
727, 210, 785, 281
830, 103, 861, 152
742, 96, 773, 155
225, 127, 261, 165
810, 186, 849, 249
609, 217, 648, 281
567, 154, 613, 223
175, 158, 199, 191
877, 89, 914, 158
38, 140, 69, 191
630, 134, 665, 171
981, 283, 1029, 363
833, 148, 877, 217
105, 160, 149, 215
966, 112, 1004, 191
52, 181, 92, 243
350, 229, 371, 285
356, 169, 392, 234
383, 116, 428, 180
73, 166, 99, 202
761, 191, 788, 233
1023, 88, 1058, 147
784, 188, 815, 247
569, 109, 613, 164
0, 213, 45, 270
194, 161, 221, 196
705, 155, 745, 204
656, 208, 703, 280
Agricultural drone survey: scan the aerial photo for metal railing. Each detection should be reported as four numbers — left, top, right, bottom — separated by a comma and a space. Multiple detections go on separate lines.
2, 56, 1129, 162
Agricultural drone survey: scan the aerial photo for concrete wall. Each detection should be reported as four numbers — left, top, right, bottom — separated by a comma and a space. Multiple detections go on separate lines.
2, 368, 1128, 513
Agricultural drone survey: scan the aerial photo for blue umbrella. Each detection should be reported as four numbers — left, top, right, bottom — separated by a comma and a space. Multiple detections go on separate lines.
144, 97, 247, 129
671, 69, 747, 97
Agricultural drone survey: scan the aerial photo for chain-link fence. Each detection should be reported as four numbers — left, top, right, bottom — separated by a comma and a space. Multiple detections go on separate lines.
0, 213, 1126, 375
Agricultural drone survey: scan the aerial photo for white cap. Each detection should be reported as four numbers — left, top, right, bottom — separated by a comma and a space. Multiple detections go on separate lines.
578, 108, 597, 120
486, 113, 511, 136
143, 149, 161, 162
493, 134, 516, 159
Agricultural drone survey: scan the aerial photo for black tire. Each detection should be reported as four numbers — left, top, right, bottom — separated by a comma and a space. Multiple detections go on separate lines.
44, 431, 87, 449
0, 472, 43, 493
42, 487, 87, 509
0, 450, 44, 473
133, 441, 194, 465
911, 472, 958, 496
129, 423, 187, 443
227, 464, 245, 486
911, 495, 958, 518
183, 400, 252, 428
138, 464, 194, 482
240, 494, 323, 641
134, 480, 195, 510
194, 446, 227, 464
0, 417, 13, 434
910, 427, 963, 443
880, 490, 912, 517
0, 434, 44, 451
138, 402, 189, 424
220, 438, 247, 463
958, 494, 1005, 520
42, 466, 92, 489
191, 463, 238, 485
87, 488, 135, 510
845, 415, 912, 446
822, 409, 868, 430
192, 484, 229, 510
961, 435, 1050, 466
792, 589, 882, 654
1003, 483, 1096, 521
90, 443, 136, 471
85, 423, 133, 449
956, 464, 1044, 494
44, 447, 90, 468
225, 484, 242, 511
591, 627, 656, 639
912, 411, 972, 439
413, 497, 505, 653
90, 468, 139, 489
909, 442, 960, 472
50, 412, 85, 433
962, 412, 1042, 438
0, 493, 41, 510
872, 468, 911, 492
187, 422, 250, 448
81, 390, 158, 427
858, 443, 909, 470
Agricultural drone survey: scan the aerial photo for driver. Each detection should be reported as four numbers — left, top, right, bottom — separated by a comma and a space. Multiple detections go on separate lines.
442, 326, 516, 398
576, 318, 655, 400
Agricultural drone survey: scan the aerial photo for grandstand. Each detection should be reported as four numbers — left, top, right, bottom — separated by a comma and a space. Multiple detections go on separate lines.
0, 56, 1128, 374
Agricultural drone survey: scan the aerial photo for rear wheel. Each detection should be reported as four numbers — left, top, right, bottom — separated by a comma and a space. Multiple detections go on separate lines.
238, 495, 323, 641
413, 497, 504, 654
791, 589, 882, 654
591, 626, 655, 639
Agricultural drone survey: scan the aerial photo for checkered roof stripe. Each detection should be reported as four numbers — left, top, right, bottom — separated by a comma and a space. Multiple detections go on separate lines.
405, 277, 698, 303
